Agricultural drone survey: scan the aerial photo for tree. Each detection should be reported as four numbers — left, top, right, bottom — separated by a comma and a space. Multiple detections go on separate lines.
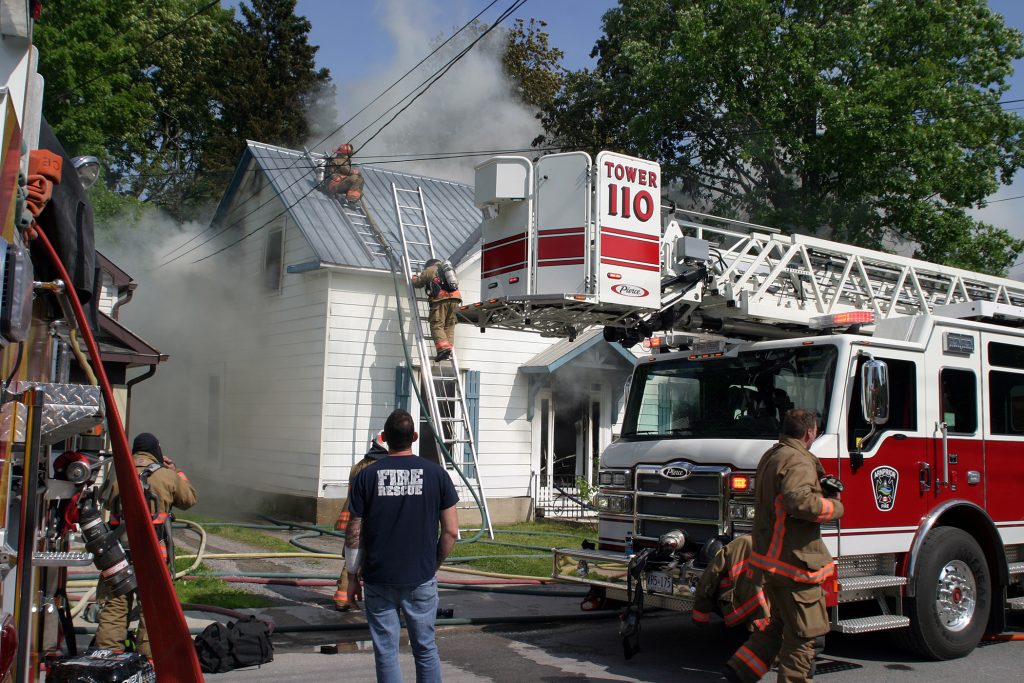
503, 18, 565, 112
35, 0, 335, 222
36, 0, 238, 218
540, 0, 1024, 275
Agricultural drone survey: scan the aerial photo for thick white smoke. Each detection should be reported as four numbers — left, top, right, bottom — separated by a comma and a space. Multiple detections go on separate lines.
317, 0, 544, 182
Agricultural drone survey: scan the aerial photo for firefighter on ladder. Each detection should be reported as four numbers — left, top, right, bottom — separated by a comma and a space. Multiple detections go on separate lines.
333, 432, 388, 610
95, 433, 197, 657
324, 143, 364, 203
413, 259, 462, 362
726, 409, 843, 683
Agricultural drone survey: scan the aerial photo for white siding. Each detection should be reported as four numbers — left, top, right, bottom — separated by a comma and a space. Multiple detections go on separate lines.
97, 272, 118, 316
180, 173, 330, 498
319, 257, 559, 500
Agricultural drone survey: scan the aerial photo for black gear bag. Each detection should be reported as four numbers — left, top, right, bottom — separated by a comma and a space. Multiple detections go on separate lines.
194, 615, 274, 673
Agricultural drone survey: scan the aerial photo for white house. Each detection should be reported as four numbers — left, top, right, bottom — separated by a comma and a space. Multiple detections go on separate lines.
173, 141, 636, 524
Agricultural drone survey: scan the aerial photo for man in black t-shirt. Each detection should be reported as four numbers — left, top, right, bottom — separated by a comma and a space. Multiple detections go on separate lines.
346, 409, 459, 682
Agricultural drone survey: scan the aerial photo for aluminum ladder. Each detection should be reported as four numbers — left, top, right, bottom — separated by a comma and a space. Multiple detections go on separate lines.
383, 185, 494, 538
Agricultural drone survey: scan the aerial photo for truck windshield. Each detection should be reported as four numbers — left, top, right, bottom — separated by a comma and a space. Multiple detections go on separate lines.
621, 345, 838, 440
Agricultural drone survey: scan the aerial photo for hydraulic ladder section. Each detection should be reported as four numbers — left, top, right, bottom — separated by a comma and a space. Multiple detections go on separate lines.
388, 185, 493, 538
466, 208, 1024, 338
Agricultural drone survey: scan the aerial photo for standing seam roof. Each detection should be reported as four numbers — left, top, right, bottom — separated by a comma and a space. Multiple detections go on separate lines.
244, 141, 483, 270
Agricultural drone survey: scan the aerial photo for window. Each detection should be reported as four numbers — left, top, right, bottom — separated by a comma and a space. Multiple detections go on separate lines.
989, 371, 1024, 435
264, 229, 284, 292
940, 368, 977, 434
988, 342, 1024, 370
847, 357, 917, 449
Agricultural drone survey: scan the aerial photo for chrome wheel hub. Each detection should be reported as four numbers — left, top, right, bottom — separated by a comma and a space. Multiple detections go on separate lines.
934, 559, 976, 632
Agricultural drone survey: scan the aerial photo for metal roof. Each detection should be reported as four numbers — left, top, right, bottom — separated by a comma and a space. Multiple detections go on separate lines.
219, 141, 484, 271
519, 328, 637, 374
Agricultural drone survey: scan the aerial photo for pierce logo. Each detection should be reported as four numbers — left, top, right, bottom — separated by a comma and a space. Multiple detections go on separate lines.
871, 465, 898, 512
611, 284, 649, 297
660, 466, 692, 480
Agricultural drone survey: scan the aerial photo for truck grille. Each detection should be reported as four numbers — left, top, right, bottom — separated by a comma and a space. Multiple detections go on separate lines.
634, 463, 727, 544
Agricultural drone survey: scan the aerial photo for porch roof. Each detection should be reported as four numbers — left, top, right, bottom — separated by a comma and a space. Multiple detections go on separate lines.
519, 328, 636, 375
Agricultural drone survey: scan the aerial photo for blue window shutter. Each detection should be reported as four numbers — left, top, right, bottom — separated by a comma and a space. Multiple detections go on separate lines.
465, 370, 480, 477
395, 365, 410, 412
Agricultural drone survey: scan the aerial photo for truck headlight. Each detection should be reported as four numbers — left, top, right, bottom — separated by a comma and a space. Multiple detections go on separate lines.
595, 493, 633, 514
598, 470, 631, 488
728, 502, 756, 521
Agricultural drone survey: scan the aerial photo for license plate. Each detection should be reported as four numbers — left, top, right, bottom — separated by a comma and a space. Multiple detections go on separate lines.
647, 570, 673, 594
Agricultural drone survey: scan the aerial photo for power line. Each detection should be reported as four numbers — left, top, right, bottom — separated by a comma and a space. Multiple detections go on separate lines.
56, 0, 221, 101
161, 0, 511, 262
986, 193, 1024, 204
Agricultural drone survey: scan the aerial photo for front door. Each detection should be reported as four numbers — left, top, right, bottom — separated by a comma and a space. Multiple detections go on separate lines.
928, 331, 985, 510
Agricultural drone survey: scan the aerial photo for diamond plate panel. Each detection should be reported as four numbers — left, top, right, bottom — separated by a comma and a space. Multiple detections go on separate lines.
1, 382, 104, 446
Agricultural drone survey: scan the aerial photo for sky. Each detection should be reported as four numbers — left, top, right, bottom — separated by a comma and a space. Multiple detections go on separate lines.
279, 0, 1024, 270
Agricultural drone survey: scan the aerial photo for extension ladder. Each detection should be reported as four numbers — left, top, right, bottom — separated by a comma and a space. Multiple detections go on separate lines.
364, 186, 493, 538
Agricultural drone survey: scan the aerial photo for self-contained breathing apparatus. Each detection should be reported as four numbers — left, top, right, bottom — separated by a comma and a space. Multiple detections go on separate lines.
620, 529, 687, 660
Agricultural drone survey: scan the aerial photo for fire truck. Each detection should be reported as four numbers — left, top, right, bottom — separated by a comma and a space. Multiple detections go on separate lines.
467, 150, 1024, 660
0, 3, 201, 680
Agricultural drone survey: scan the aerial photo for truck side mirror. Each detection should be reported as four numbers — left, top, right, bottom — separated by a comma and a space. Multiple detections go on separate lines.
861, 359, 890, 426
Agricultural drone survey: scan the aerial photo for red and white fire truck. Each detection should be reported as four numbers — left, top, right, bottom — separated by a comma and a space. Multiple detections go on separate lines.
0, 4, 201, 680
468, 150, 1024, 660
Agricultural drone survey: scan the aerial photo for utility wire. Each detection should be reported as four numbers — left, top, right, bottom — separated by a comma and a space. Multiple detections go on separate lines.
56, 0, 221, 101
161, 0, 528, 266
161, 0, 511, 262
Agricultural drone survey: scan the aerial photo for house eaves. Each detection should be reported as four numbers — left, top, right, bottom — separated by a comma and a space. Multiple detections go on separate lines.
97, 312, 168, 367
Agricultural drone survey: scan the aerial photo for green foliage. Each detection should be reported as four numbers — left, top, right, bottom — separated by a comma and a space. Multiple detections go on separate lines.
540, 0, 1024, 275
35, 0, 335, 223
503, 18, 565, 111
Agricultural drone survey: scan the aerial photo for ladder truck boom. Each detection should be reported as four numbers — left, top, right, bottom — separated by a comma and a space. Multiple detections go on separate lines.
466, 150, 1024, 662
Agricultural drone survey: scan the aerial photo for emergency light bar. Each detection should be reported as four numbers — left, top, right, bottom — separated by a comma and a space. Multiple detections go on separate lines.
809, 310, 875, 329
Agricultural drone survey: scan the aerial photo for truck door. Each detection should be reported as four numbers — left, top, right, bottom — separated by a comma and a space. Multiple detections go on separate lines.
928, 330, 985, 510
982, 335, 1024, 523
841, 352, 928, 555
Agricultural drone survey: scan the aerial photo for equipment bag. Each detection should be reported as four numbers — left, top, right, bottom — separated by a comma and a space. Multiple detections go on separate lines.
194, 616, 273, 673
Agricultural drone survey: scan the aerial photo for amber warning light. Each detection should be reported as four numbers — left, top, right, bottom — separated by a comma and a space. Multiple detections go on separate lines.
730, 474, 752, 492
809, 310, 875, 329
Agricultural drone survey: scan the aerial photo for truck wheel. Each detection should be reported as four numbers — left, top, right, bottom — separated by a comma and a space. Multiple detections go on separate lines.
902, 526, 990, 660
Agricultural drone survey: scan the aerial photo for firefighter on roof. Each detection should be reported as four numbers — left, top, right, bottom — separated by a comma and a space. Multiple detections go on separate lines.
95, 433, 197, 657
324, 143, 364, 202
726, 409, 843, 683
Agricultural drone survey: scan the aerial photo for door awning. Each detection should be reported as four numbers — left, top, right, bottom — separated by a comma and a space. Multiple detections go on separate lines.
519, 328, 636, 375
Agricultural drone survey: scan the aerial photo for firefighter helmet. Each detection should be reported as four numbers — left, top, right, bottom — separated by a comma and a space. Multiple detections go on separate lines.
335, 143, 354, 156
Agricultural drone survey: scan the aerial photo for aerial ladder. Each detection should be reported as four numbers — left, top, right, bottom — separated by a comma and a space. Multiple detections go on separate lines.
462, 151, 1024, 341
346, 186, 494, 539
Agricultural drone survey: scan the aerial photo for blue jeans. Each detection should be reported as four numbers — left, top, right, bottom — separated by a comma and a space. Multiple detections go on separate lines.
364, 577, 441, 683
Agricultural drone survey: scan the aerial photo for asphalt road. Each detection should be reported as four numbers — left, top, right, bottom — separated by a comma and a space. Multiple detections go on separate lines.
208, 609, 1024, 682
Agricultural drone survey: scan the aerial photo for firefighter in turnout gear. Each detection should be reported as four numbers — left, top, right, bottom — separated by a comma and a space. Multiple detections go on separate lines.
324, 143, 364, 202
413, 258, 462, 362
692, 534, 771, 632
333, 432, 388, 610
95, 433, 197, 657
726, 409, 843, 683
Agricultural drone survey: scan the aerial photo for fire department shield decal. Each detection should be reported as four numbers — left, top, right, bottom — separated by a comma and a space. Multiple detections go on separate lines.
871, 466, 898, 511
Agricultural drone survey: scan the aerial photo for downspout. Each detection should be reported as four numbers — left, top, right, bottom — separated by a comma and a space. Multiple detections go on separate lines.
110, 285, 136, 320
125, 364, 156, 436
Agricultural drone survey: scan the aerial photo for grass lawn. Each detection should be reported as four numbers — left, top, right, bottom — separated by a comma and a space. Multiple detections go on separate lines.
174, 560, 275, 609
177, 516, 308, 555
446, 520, 597, 577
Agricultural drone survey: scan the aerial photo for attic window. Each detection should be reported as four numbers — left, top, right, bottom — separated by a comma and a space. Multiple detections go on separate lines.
264, 228, 284, 292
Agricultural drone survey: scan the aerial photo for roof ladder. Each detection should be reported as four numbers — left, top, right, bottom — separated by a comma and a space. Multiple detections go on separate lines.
391, 184, 494, 539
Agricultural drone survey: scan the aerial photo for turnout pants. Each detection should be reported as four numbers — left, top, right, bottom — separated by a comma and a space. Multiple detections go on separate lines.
728, 579, 829, 682
95, 586, 150, 657
428, 299, 460, 352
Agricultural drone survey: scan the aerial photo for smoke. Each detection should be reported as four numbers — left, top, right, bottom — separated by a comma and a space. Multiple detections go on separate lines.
313, 0, 543, 183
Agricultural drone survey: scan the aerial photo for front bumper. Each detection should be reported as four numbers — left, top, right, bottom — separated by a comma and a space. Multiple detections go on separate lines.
552, 547, 698, 611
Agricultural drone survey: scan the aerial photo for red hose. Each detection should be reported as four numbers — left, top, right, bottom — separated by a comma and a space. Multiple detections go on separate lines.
34, 229, 203, 682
